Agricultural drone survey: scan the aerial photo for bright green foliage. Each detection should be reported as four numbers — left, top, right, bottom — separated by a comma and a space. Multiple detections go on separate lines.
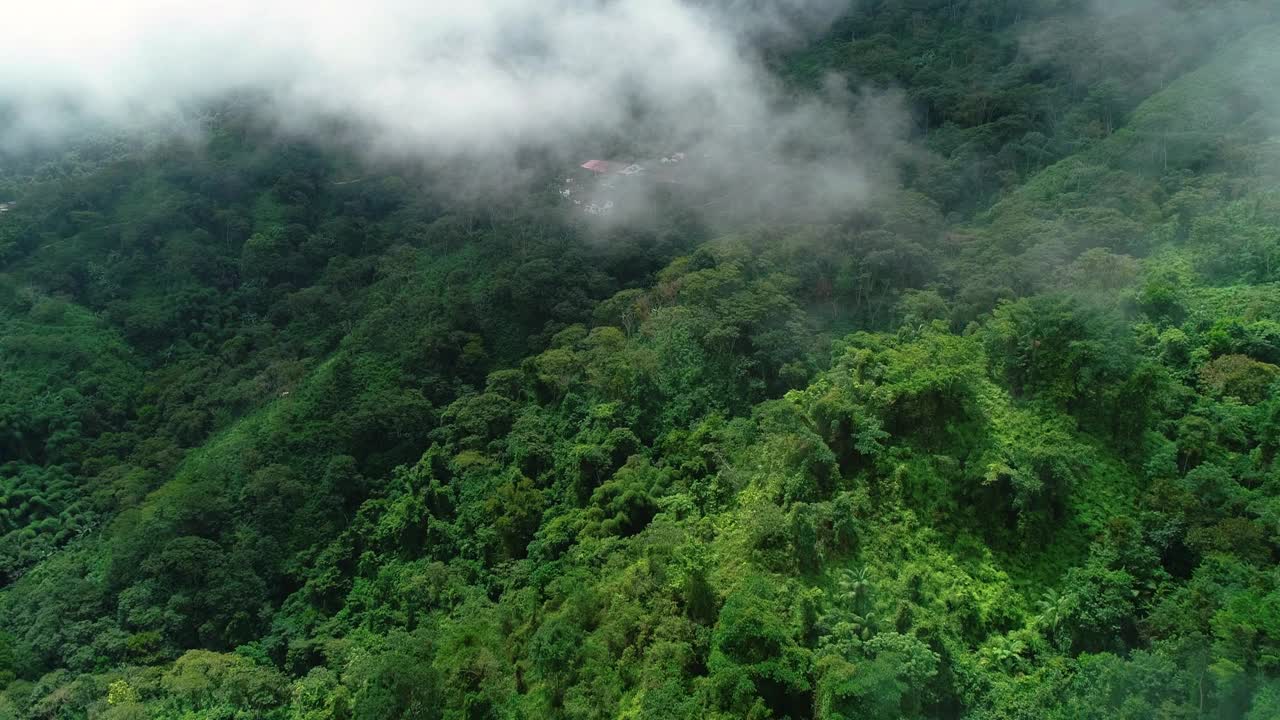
5, 3, 1280, 719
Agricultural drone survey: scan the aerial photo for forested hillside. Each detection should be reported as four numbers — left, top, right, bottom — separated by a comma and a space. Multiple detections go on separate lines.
4, 1, 1280, 718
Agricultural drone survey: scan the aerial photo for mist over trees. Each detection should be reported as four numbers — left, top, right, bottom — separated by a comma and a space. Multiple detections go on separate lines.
3, 1, 1280, 718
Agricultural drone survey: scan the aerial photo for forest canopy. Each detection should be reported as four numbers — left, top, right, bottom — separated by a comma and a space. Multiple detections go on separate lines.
3, 1, 1280, 718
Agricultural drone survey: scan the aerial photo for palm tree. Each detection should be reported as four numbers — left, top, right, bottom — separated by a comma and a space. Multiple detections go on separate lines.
979, 634, 1025, 671
818, 612, 877, 655
835, 566, 874, 613
1035, 588, 1072, 632
849, 611, 876, 642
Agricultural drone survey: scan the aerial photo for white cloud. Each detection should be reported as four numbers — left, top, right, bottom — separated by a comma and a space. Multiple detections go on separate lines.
0, 1, 844, 149
0, 0, 910, 220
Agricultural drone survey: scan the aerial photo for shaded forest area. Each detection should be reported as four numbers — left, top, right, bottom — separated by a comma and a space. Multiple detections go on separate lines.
4, 1, 1280, 718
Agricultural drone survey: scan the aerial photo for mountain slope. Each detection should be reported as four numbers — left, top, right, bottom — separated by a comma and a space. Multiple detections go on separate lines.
4, 6, 1280, 720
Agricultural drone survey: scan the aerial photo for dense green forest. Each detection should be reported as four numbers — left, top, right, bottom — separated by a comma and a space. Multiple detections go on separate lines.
4, 1, 1280, 717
